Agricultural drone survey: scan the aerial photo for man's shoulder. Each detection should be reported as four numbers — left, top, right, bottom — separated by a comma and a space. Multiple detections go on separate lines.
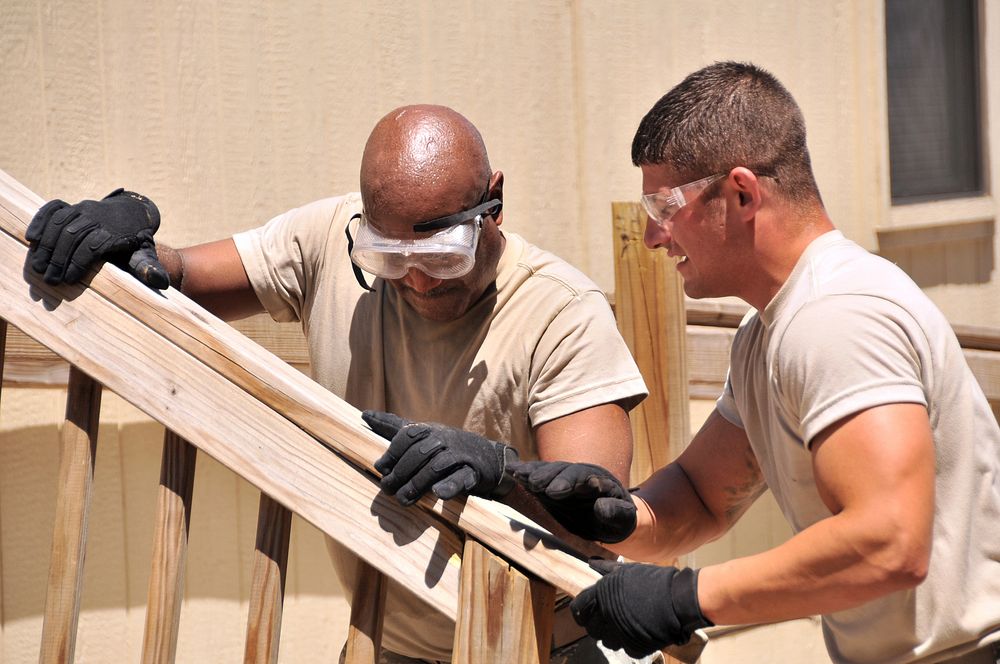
507, 233, 605, 300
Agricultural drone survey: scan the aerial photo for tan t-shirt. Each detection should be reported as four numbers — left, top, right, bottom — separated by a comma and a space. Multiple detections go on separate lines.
234, 193, 647, 659
717, 231, 1000, 664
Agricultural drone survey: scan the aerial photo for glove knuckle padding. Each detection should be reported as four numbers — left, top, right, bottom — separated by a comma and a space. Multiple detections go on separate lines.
367, 413, 515, 504
26, 190, 160, 285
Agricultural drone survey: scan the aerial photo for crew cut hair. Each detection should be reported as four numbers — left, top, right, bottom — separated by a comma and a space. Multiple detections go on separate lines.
632, 61, 822, 205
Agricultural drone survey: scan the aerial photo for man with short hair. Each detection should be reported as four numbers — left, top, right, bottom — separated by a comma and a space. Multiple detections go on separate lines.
26, 105, 649, 663
374, 64, 1000, 663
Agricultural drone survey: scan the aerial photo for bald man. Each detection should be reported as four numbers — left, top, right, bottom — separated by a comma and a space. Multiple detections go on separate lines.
26, 105, 650, 664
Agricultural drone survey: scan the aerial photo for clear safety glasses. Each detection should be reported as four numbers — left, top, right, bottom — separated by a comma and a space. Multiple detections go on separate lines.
640, 173, 724, 227
346, 193, 502, 291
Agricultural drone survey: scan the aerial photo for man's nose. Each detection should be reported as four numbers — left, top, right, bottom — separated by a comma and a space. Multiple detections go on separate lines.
643, 217, 672, 250
401, 268, 443, 293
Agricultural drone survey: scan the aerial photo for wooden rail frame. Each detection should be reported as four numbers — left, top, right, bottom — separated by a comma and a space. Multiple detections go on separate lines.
0, 171, 709, 663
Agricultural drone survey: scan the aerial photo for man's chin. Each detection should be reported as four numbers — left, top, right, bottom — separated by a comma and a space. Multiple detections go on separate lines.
402, 291, 467, 321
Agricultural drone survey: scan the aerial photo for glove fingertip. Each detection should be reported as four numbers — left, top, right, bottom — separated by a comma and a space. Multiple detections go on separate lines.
431, 481, 460, 501
588, 557, 620, 576
362, 410, 411, 439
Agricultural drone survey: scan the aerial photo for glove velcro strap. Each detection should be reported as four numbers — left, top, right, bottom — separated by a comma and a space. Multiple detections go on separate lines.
490, 445, 520, 498
671, 567, 714, 639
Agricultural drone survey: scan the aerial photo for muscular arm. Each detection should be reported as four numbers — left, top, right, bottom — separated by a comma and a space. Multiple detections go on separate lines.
157, 239, 264, 321
696, 402, 934, 625
612, 409, 766, 562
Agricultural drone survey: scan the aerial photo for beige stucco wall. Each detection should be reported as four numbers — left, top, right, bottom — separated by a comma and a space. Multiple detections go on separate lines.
2, 1, 997, 662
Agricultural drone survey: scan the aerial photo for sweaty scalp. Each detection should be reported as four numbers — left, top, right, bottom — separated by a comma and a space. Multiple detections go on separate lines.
360, 105, 492, 217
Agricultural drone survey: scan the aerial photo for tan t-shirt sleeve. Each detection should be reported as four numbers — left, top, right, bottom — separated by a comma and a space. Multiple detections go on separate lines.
527, 289, 648, 426
774, 295, 928, 448
232, 197, 346, 323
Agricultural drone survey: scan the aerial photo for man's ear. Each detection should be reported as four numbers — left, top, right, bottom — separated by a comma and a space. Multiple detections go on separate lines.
490, 170, 504, 226
729, 167, 762, 221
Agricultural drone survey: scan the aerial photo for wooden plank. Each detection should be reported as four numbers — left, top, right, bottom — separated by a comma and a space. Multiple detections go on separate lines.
243, 495, 292, 664
342, 561, 388, 664
0, 194, 465, 619
141, 431, 198, 664
612, 202, 690, 484
0, 169, 608, 606
39, 366, 103, 664
453, 539, 554, 664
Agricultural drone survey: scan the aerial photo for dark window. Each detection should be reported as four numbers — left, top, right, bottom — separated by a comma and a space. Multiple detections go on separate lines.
885, 0, 983, 203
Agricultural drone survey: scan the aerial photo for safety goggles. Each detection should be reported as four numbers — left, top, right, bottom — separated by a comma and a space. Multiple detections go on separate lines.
347, 193, 502, 291
640, 173, 724, 227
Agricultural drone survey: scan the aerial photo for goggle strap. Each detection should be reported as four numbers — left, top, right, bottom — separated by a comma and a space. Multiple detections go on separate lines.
345, 214, 375, 292
412, 198, 502, 232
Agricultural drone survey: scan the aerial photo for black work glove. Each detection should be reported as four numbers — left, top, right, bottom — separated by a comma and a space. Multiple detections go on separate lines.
572, 560, 713, 658
26, 188, 168, 289
509, 461, 637, 543
363, 410, 519, 506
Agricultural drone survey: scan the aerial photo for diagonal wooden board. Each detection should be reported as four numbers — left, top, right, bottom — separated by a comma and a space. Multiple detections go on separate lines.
0, 167, 606, 612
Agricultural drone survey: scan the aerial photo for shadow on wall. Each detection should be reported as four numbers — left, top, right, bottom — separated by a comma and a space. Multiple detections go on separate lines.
877, 219, 995, 288
0, 420, 343, 625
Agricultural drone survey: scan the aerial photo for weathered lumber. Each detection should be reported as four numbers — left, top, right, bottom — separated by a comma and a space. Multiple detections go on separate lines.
244, 495, 293, 664
453, 539, 555, 664
39, 366, 102, 664
142, 431, 198, 664
612, 202, 692, 486
0, 172, 466, 619
343, 561, 388, 664
0, 169, 604, 611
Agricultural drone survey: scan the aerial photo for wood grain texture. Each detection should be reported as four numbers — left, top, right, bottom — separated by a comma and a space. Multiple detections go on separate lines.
39, 366, 102, 664
453, 539, 554, 664
141, 431, 198, 664
0, 168, 604, 614
343, 561, 387, 664
0, 171, 466, 620
243, 494, 292, 664
612, 202, 691, 484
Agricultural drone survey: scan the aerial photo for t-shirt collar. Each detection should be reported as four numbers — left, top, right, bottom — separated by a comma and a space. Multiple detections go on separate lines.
759, 230, 844, 327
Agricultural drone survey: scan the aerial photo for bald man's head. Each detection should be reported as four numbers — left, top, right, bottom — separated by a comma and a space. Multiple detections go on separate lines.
360, 105, 492, 221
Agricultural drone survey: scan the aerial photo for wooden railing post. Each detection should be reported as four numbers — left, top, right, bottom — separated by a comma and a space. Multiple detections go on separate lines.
612, 201, 691, 485
453, 538, 555, 664
39, 366, 103, 664
343, 561, 388, 663
613, 202, 696, 664
244, 495, 292, 664
141, 430, 198, 664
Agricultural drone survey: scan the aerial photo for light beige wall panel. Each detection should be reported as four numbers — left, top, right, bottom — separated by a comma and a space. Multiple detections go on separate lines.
2, 1, 894, 287
570, 1, 887, 289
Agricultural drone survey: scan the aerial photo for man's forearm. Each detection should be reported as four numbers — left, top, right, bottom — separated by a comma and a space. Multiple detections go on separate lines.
696, 507, 929, 626
610, 462, 727, 562
155, 243, 184, 290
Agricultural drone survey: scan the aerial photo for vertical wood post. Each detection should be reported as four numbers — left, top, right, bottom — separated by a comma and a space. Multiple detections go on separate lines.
141, 430, 198, 664
612, 202, 691, 486
613, 203, 695, 663
243, 495, 292, 664
39, 366, 103, 664
453, 538, 555, 664
0, 319, 5, 631
342, 561, 388, 664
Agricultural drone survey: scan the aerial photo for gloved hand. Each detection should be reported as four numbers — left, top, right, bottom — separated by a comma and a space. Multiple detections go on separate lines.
572, 559, 713, 658
363, 410, 519, 506
26, 188, 169, 289
509, 461, 637, 543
